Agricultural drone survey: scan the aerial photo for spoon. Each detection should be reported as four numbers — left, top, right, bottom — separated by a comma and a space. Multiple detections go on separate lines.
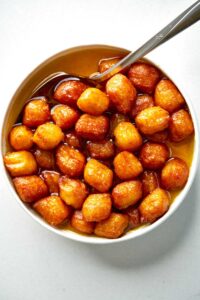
32, 0, 200, 96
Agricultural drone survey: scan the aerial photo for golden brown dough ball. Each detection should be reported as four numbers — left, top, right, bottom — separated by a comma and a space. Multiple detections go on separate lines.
112, 180, 142, 209
56, 144, 85, 177
77, 88, 109, 115
135, 106, 170, 135
109, 113, 129, 136
82, 193, 112, 222
114, 122, 142, 151
113, 151, 143, 180
94, 213, 129, 239
84, 159, 113, 192
71, 211, 95, 234
34, 149, 55, 169
146, 130, 168, 143
139, 142, 169, 170
51, 104, 79, 130
33, 195, 71, 226
169, 109, 194, 142
131, 94, 154, 118
53, 80, 88, 106
59, 177, 88, 209
64, 131, 83, 149
13, 175, 48, 203
139, 188, 170, 223
128, 62, 160, 94
142, 171, 159, 197
87, 139, 115, 160
23, 97, 50, 127
75, 114, 109, 141
33, 122, 64, 150
98, 57, 121, 73
41, 171, 60, 194
4, 150, 37, 177
9, 125, 33, 150
125, 207, 141, 229
106, 74, 136, 114
155, 79, 185, 113
161, 158, 189, 190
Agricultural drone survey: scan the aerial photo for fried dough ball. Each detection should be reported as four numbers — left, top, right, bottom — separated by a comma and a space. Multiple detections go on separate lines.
56, 144, 85, 177
4, 151, 37, 177
94, 213, 129, 239
106, 74, 136, 114
142, 171, 159, 197
139, 142, 169, 170
41, 171, 60, 194
98, 57, 121, 73
82, 193, 112, 222
33, 195, 71, 226
112, 180, 142, 209
9, 125, 33, 150
59, 177, 88, 209
71, 211, 95, 234
139, 188, 170, 223
131, 94, 154, 118
87, 139, 115, 160
135, 106, 170, 135
128, 62, 160, 94
51, 104, 79, 130
64, 131, 83, 149
34, 149, 55, 169
169, 109, 194, 142
113, 151, 143, 180
53, 80, 88, 106
23, 97, 50, 127
75, 114, 109, 141
77, 88, 109, 115
125, 207, 141, 229
109, 113, 129, 136
114, 122, 142, 151
155, 79, 185, 113
146, 130, 168, 143
161, 158, 189, 190
33, 122, 64, 150
84, 159, 113, 192
13, 175, 48, 203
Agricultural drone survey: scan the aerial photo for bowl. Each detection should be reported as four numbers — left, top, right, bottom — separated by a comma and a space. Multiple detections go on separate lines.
1, 44, 199, 244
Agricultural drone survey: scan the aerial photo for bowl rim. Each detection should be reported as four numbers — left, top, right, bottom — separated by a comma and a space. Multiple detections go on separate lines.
1, 44, 199, 245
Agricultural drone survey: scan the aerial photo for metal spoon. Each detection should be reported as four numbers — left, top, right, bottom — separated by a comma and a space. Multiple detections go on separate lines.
32, 0, 200, 96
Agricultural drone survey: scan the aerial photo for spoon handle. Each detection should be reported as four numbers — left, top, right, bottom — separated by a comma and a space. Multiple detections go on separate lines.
94, 0, 200, 82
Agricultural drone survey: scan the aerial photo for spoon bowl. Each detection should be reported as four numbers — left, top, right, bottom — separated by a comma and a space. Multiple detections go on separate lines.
31, 72, 96, 97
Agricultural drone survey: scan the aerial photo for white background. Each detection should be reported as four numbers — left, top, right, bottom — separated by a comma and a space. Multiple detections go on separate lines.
0, 0, 200, 299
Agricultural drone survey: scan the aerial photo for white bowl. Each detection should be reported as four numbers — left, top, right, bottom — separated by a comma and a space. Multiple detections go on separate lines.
1, 44, 199, 244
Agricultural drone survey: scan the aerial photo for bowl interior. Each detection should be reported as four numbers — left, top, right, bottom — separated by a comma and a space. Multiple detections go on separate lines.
1, 44, 199, 244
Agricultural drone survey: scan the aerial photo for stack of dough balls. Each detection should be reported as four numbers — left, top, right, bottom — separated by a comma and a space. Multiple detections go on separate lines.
4, 58, 194, 239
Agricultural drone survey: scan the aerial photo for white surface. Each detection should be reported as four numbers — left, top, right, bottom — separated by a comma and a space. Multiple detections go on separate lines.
0, 0, 200, 299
